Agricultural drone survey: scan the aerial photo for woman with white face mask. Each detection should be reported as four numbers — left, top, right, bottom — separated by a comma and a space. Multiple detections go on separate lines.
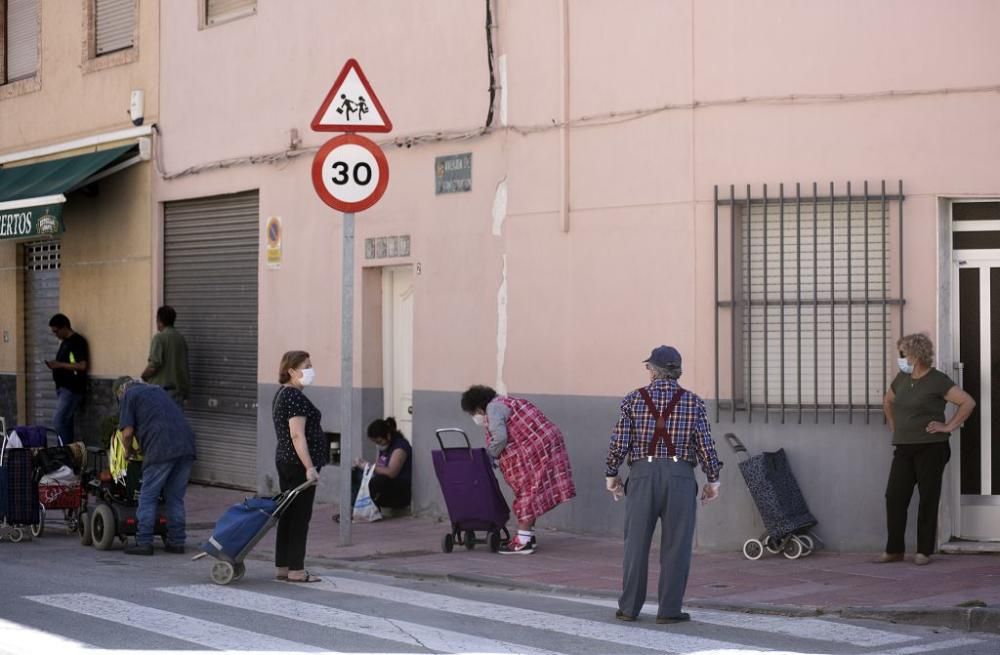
878, 334, 975, 566
271, 350, 327, 583
346, 417, 412, 516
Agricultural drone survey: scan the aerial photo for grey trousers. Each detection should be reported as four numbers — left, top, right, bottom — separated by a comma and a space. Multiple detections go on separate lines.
619, 458, 698, 618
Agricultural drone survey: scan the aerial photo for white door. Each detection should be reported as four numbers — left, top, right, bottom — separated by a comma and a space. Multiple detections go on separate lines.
382, 266, 414, 440
953, 252, 1000, 540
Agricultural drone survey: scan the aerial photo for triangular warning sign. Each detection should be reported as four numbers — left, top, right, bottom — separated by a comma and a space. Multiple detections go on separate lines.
311, 59, 393, 133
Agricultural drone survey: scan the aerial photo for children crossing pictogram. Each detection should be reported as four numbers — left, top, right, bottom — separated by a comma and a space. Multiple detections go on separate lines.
312, 59, 392, 132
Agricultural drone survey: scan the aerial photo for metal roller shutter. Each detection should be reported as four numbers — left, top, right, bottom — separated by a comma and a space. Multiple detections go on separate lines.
95, 0, 135, 55
6, 0, 39, 82
24, 241, 60, 426
205, 0, 256, 25
164, 191, 258, 488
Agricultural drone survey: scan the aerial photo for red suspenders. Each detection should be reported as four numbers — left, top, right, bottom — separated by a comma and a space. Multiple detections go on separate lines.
637, 387, 685, 462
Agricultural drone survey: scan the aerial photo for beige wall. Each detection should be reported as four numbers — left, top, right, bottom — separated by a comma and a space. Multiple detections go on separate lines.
58, 158, 153, 378
0, 0, 160, 153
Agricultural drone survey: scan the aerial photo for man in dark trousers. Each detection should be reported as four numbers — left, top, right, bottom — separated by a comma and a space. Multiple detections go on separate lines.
114, 376, 196, 555
45, 314, 89, 442
141, 305, 190, 406
605, 345, 723, 624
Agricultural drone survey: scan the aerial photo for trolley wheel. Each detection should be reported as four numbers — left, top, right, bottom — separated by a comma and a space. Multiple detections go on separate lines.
782, 536, 804, 560
31, 505, 45, 538
232, 563, 246, 582
464, 529, 476, 550
79, 511, 93, 546
211, 561, 236, 585
441, 533, 455, 553
488, 530, 502, 553
797, 534, 814, 555
763, 535, 781, 554
9, 527, 25, 543
92, 504, 117, 550
66, 509, 79, 533
742, 538, 764, 560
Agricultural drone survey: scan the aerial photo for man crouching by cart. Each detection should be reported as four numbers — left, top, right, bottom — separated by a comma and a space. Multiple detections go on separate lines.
113, 376, 197, 556
605, 346, 723, 624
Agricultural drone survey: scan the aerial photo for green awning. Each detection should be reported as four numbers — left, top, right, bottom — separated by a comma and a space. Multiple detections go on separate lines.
0, 144, 139, 241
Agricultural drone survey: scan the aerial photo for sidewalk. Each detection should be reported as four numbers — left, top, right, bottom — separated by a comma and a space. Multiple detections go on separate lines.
184, 484, 1000, 634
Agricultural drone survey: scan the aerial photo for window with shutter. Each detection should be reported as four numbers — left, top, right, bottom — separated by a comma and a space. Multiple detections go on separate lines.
94, 0, 134, 56
714, 182, 906, 423
204, 0, 256, 27
3, 0, 39, 83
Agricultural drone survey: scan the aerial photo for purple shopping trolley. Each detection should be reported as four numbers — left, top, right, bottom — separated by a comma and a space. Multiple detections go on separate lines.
433, 428, 510, 553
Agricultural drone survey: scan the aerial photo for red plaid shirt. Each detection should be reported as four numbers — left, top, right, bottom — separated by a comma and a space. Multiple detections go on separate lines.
606, 378, 723, 482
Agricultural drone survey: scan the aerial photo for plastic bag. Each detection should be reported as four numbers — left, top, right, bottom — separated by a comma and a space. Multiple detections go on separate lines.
5, 430, 23, 449
352, 463, 383, 523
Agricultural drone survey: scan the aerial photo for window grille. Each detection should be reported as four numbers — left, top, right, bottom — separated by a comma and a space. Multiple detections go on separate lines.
714, 181, 905, 424
24, 240, 60, 271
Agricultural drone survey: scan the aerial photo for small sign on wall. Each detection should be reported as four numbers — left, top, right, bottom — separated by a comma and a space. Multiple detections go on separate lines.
435, 153, 472, 194
365, 235, 410, 259
265, 216, 282, 269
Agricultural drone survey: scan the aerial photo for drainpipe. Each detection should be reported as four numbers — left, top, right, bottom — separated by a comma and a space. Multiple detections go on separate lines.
559, 0, 571, 233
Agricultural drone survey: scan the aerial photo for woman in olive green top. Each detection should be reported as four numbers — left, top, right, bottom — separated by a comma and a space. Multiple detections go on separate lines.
878, 334, 975, 565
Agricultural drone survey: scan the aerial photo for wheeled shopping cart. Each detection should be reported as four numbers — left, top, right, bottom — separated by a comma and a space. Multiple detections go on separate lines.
432, 428, 511, 553
193, 479, 316, 585
725, 433, 819, 560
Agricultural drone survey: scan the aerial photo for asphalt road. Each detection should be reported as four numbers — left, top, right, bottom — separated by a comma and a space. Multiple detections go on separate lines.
1, 529, 998, 655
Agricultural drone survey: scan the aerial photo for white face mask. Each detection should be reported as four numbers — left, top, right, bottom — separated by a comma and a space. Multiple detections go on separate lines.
897, 357, 914, 375
471, 414, 485, 426
376, 441, 389, 451
298, 367, 315, 386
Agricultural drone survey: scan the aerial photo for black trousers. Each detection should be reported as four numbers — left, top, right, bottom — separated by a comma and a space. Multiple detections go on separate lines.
274, 461, 317, 570
884, 441, 950, 556
351, 468, 411, 510
370, 474, 411, 509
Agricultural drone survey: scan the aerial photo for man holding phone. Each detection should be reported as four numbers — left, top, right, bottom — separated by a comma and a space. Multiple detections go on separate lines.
45, 313, 89, 442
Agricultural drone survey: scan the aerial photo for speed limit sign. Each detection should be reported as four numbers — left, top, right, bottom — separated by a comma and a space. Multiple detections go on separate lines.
311, 134, 389, 212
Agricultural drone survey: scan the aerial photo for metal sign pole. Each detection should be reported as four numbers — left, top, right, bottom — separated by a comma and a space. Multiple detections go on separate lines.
339, 212, 355, 546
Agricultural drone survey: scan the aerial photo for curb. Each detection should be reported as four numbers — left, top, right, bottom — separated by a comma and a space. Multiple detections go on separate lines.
228, 550, 1000, 636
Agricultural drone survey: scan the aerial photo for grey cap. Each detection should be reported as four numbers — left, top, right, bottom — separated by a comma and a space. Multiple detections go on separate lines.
112, 376, 134, 397
643, 345, 682, 368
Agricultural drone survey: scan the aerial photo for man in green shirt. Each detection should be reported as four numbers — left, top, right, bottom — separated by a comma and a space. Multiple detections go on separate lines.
141, 306, 190, 406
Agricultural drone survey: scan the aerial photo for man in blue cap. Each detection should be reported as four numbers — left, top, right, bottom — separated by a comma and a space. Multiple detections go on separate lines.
605, 345, 723, 624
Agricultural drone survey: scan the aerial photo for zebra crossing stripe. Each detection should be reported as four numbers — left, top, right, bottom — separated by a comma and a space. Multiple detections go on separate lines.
159, 584, 567, 655
299, 575, 751, 653
543, 594, 920, 648
24, 593, 327, 653
880, 637, 986, 655
0, 616, 89, 654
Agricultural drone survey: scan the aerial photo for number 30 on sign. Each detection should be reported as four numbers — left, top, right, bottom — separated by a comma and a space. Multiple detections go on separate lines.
311, 134, 389, 213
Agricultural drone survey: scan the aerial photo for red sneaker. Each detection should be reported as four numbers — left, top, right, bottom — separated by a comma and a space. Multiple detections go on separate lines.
499, 538, 535, 555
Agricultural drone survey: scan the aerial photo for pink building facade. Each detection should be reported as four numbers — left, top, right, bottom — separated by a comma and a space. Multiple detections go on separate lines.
5, 1, 998, 551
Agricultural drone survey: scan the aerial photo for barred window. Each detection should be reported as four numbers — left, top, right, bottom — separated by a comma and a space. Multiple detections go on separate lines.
714, 181, 905, 423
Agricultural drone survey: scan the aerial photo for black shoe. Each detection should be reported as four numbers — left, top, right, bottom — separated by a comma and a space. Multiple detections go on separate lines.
164, 543, 186, 554
615, 609, 637, 622
124, 543, 154, 556
656, 612, 691, 624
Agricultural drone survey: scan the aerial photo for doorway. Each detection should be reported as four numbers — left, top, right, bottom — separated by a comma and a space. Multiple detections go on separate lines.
952, 201, 1000, 540
382, 266, 413, 440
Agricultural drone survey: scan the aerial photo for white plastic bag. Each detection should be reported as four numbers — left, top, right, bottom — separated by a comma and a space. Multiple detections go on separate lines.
5, 430, 23, 449
352, 463, 383, 523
